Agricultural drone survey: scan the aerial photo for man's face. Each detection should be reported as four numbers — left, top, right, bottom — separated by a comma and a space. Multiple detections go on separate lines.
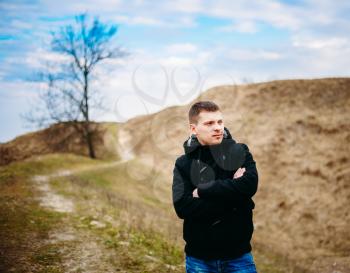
190, 110, 224, 145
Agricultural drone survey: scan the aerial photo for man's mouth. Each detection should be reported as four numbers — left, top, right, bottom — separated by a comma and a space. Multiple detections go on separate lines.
212, 134, 223, 137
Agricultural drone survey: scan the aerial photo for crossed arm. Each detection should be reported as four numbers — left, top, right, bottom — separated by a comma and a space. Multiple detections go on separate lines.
196, 144, 258, 200
172, 144, 258, 221
192, 167, 246, 197
172, 163, 234, 221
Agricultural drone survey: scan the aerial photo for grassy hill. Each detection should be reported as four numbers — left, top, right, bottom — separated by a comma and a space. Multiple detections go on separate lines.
0, 154, 184, 272
1, 77, 349, 272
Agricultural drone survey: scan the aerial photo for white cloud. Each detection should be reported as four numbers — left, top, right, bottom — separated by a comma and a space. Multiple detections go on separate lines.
159, 56, 193, 67
39, 0, 123, 15
177, 16, 198, 27
228, 48, 282, 61
218, 21, 258, 33
0, 81, 42, 99
112, 14, 197, 28
164, 0, 304, 30
164, 0, 204, 13
114, 15, 165, 26
10, 20, 33, 30
165, 43, 197, 54
292, 36, 349, 50
24, 48, 70, 69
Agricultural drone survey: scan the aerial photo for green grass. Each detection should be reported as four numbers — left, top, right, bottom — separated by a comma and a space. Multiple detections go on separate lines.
32, 244, 62, 267
46, 158, 185, 272
0, 173, 65, 272
0, 153, 107, 272
0, 152, 183, 272
0, 153, 106, 183
74, 215, 184, 272
99, 122, 122, 161
50, 158, 169, 211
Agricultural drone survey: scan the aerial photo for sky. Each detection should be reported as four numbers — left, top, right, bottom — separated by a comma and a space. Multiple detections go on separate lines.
1, 0, 350, 142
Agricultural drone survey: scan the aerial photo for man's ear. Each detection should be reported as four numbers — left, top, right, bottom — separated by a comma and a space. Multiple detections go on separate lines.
189, 123, 197, 135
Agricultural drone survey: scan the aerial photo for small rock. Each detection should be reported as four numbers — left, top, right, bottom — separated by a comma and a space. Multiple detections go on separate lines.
144, 255, 159, 262
165, 264, 177, 270
104, 215, 113, 223
90, 220, 106, 228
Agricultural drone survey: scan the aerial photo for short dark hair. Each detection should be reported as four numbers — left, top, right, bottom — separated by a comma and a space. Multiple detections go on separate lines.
188, 101, 220, 124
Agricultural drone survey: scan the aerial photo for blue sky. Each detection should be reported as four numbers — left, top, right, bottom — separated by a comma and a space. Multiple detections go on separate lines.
1, 0, 350, 142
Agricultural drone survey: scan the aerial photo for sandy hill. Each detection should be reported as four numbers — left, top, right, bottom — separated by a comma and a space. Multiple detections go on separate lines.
117, 77, 350, 272
0, 122, 121, 165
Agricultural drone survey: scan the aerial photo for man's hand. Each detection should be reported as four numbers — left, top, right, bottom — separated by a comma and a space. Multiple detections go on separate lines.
192, 188, 199, 198
193, 167, 246, 198
233, 167, 246, 179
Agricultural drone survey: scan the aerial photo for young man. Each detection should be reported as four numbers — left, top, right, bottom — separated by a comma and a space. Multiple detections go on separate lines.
172, 101, 258, 273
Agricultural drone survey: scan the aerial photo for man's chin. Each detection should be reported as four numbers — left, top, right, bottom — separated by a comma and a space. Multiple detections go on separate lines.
199, 137, 223, 145
209, 138, 223, 145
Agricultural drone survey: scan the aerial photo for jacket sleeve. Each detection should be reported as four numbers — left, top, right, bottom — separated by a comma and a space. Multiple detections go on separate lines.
172, 158, 232, 221
197, 144, 258, 200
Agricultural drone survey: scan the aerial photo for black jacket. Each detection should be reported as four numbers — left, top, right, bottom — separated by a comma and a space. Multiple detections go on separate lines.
172, 127, 258, 260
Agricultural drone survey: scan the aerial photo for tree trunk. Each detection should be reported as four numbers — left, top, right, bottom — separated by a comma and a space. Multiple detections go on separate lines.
85, 124, 96, 158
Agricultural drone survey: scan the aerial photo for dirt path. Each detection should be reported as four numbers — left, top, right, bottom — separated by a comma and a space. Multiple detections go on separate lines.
32, 160, 127, 213
31, 160, 129, 273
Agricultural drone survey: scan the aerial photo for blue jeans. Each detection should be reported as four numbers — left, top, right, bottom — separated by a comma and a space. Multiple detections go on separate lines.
186, 252, 257, 273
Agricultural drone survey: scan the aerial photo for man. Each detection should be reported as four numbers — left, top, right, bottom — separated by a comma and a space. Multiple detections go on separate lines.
172, 101, 258, 273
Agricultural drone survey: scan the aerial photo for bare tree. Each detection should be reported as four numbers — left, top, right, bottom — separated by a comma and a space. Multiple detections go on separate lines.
24, 13, 127, 158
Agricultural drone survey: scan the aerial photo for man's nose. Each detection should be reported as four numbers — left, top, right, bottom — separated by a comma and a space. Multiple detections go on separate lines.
214, 123, 223, 131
